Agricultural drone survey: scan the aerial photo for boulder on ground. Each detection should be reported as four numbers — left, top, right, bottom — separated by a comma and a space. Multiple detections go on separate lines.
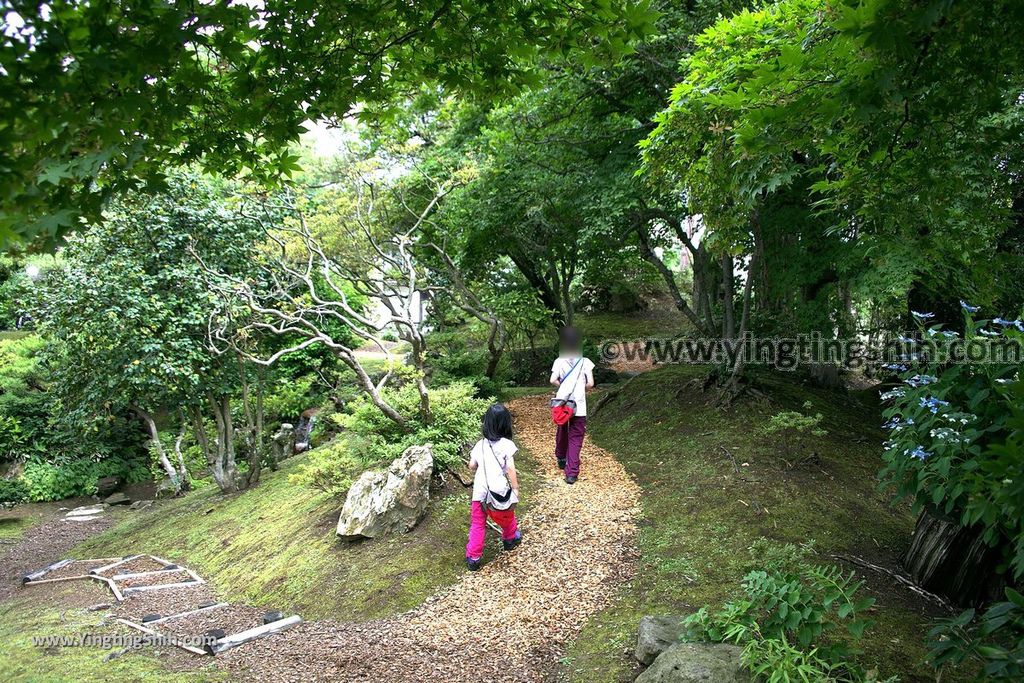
636, 615, 686, 665
103, 492, 131, 506
95, 476, 121, 497
636, 643, 748, 683
129, 499, 154, 511
336, 445, 433, 541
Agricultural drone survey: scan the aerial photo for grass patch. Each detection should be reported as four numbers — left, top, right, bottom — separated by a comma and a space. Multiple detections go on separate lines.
563, 365, 954, 682
74, 442, 539, 621
75, 451, 470, 621
0, 513, 40, 541
0, 589, 226, 682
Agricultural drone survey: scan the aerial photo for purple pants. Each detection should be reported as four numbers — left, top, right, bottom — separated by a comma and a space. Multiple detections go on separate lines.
555, 416, 587, 477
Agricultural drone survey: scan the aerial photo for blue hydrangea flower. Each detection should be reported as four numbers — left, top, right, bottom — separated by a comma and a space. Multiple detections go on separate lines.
979, 328, 1001, 337
919, 396, 950, 413
960, 301, 980, 313
907, 446, 931, 460
912, 311, 935, 321
904, 374, 937, 388
897, 336, 916, 344
939, 330, 959, 339
882, 363, 908, 372
993, 318, 1024, 331
880, 387, 906, 401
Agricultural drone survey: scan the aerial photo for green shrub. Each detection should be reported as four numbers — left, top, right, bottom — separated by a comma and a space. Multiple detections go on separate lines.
684, 542, 884, 682
0, 478, 29, 509
338, 381, 487, 470
288, 438, 360, 496
22, 456, 149, 501
928, 588, 1024, 681
762, 401, 827, 467
290, 381, 488, 495
879, 307, 1024, 578
427, 329, 506, 397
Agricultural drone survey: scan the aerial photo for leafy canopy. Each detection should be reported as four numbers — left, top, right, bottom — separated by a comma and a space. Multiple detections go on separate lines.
0, 0, 657, 248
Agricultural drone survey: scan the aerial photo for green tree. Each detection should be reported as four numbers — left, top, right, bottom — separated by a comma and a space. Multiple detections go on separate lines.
39, 174, 265, 492
1, 0, 656, 248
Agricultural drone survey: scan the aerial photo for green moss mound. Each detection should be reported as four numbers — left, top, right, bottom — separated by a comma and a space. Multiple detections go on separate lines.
563, 365, 954, 683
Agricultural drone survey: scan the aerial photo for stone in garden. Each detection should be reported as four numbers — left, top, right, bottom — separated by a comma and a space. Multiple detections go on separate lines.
155, 477, 178, 498
95, 476, 121, 496
103, 492, 131, 506
141, 614, 161, 623
336, 445, 433, 540
635, 643, 749, 683
129, 499, 154, 511
263, 610, 284, 624
65, 504, 107, 521
636, 615, 686, 665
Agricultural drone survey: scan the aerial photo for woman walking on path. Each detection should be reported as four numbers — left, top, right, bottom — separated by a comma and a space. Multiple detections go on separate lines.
550, 327, 595, 485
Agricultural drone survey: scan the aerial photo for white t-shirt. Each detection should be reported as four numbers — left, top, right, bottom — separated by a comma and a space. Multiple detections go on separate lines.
550, 356, 595, 416
469, 438, 518, 504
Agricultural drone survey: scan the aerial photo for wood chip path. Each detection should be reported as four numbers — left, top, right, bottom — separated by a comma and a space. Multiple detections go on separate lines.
218, 394, 642, 682
7, 393, 641, 681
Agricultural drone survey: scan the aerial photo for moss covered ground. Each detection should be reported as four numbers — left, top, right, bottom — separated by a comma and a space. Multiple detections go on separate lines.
560, 365, 957, 683
0, 587, 226, 683
74, 443, 538, 622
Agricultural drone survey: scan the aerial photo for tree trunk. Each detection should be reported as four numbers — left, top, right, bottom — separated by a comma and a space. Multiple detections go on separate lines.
721, 255, 735, 340
207, 393, 237, 493
130, 405, 185, 495
904, 509, 1006, 606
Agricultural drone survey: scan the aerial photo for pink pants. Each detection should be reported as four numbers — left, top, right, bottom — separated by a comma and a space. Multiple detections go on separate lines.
555, 416, 587, 477
466, 501, 518, 559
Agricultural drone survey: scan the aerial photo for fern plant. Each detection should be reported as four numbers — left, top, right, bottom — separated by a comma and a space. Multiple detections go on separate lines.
683, 543, 886, 682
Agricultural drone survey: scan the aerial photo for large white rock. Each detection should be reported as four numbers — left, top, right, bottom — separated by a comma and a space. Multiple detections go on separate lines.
336, 445, 433, 540
636, 643, 749, 683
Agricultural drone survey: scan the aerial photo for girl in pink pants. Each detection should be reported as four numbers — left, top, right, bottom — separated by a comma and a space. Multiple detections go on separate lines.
465, 404, 522, 571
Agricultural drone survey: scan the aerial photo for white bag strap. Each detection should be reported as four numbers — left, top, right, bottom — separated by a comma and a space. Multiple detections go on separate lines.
556, 357, 585, 401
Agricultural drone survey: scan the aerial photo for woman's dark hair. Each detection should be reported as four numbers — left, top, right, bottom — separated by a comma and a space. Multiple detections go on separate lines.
559, 326, 581, 352
482, 403, 513, 442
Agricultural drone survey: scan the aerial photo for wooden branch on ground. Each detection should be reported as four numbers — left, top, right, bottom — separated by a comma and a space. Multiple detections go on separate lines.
149, 603, 229, 625
208, 615, 303, 655
591, 375, 639, 417
832, 554, 952, 610
116, 618, 208, 656
718, 445, 740, 474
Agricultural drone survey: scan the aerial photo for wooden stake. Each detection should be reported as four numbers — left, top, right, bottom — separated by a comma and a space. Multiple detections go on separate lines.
208, 615, 302, 655
90, 555, 142, 576
112, 567, 188, 581
92, 575, 125, 602
115, 618, 208, 656
149, 602, 229, 625
121, 579, 203, 595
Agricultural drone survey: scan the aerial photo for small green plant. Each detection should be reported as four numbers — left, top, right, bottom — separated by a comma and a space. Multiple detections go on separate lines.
21, 456, 148, 501
684, 542, 882, 682
927, 587, 1024, 681
0, 478, 29, 509
762, 401, 827, 468
288, 438, 360, 496
290, 381, 488, 495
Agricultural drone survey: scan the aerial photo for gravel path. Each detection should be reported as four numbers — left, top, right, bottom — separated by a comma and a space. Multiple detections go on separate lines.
219, 394, 642, 682
5, 394, 642, 682
0, 514, 113, 602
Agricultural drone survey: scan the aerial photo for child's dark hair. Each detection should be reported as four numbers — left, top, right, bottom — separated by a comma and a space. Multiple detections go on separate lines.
559, 326, 581, 351
482, 403, 513, 442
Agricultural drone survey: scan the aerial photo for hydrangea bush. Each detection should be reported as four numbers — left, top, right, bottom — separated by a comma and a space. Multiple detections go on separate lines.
878, 305, 1024, 578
